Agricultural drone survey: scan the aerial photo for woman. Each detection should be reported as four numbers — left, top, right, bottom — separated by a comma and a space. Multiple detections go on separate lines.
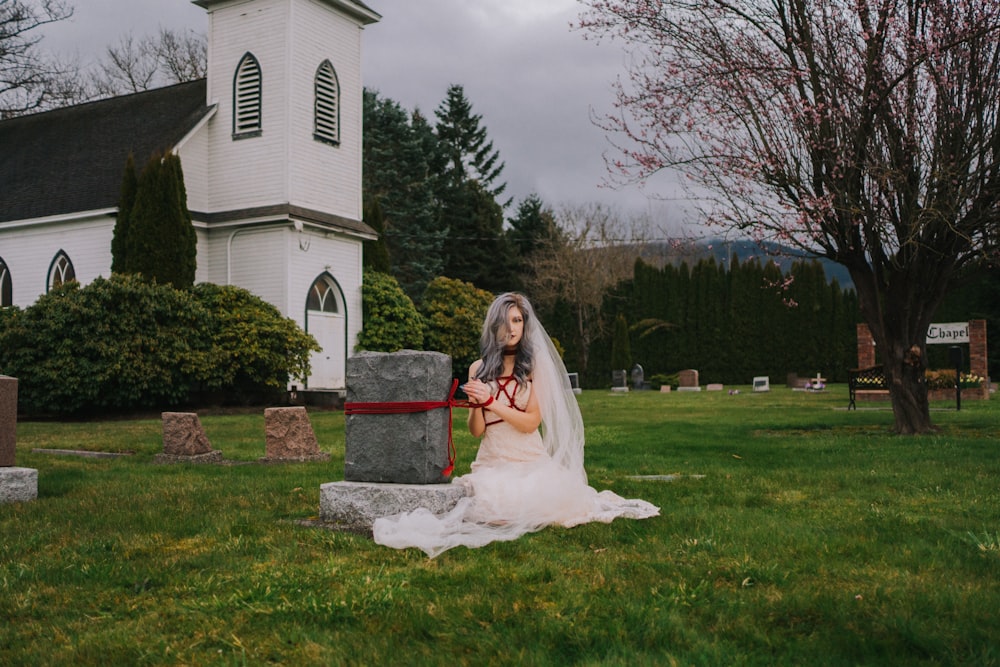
373, 293, 659, 558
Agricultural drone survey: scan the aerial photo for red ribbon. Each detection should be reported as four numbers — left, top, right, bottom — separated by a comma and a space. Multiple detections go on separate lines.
343, 379, 485, 478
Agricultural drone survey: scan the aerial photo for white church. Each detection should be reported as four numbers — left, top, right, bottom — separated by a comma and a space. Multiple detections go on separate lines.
0, 0, 381, 395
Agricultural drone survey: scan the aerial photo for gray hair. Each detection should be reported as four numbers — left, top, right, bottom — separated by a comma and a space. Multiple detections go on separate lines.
475, 292, 535, 385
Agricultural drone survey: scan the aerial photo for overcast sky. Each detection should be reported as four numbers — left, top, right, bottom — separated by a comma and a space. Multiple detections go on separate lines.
42, 0, 687, 232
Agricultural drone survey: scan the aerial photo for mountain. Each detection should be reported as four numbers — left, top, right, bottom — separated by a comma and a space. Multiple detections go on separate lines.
638, 238, 855, 288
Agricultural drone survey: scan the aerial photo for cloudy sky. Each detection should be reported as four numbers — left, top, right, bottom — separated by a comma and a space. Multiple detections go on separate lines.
42, 0, 687, 230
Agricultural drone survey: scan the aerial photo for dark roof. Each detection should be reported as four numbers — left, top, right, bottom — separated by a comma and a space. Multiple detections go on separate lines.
191, 203, 377, 239
0, 79, 212, 223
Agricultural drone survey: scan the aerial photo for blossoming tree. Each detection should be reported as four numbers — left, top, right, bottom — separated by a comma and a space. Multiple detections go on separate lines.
579, 0, 1000, 433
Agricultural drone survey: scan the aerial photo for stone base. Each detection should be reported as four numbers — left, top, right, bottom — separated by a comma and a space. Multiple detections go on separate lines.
259, 452, 331, 464
319, 480, 469, 534
153, 450, 225, 464
677, 386, 702, 392
0, 467, 38, 504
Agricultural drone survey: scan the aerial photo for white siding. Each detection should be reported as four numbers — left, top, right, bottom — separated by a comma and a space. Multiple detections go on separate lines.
284, 226, 363, 350
200, 0, 365, 220
286, 0, 364, 220
0, 215, 114, 307
203, 0, 291, 211
227, 226, 289, 311
177, 122, 211, 213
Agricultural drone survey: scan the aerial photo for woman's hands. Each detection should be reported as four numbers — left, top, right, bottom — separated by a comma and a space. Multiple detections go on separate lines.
463, 378, 493, 408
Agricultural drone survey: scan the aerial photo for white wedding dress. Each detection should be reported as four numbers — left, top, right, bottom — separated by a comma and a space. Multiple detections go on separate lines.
372, 321, 659, 558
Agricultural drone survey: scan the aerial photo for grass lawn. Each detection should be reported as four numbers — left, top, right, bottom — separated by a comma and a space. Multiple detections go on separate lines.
2, 386, 998, 666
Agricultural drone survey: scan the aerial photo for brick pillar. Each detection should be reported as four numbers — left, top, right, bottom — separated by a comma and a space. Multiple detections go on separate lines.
968, 319, 988, 381
857, 324, 876, 368
0, 376, 16, 467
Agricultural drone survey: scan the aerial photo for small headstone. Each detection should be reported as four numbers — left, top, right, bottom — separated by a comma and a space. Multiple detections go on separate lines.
0, 376, 16, 468
611, 369, 629, 392
0, 376, 37, 504
678, 369, 699, 387
677, 369, 701, 391
631, 364, 645, 390
660, 385, 671, 393
753, 376, 770, 392
706, 383, 724, 391
567, 372, 582, 395
155, 412, 223, 464
345, 350, 454, 484
262, 407, 329, 462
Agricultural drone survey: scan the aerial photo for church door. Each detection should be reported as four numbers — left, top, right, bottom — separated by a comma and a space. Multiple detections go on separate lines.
305, 273, 346, 389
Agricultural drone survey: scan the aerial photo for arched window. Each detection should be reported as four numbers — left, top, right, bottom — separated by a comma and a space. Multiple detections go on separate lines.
233, 52, 262, 138
306, 274, 340, 313
314, 60, 340, 146
48, 251, 76, 292
0, 257, 11, 307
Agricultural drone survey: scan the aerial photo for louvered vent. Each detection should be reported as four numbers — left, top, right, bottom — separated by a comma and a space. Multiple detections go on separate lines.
314, 60, 340, 145
234, 53, 262, 137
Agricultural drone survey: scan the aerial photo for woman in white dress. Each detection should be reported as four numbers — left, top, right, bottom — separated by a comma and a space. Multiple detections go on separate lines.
372, 293, 659, 558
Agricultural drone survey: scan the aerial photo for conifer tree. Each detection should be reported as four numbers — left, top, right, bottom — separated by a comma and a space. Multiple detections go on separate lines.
363, 89, 445, 299
126, 151, 196, 288
362, 196, 391, 273
111, 152, 137, 274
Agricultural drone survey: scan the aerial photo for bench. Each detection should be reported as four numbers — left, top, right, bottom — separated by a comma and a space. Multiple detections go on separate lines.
847, 365, 888, 409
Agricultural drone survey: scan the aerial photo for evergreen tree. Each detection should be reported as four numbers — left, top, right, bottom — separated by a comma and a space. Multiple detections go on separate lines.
610, 313, 632, 372
434, 84, 513, 289
362, 196, 391, 273
363, 89, 445, 299
440, 180, 514, 291
506, 194, 560, 291
433, 84, 508, 203
127, 151, 197, 288
111, 152, 138, 275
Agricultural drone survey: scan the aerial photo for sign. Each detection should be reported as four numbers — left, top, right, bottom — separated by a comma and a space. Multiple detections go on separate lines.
926, 322, 969, 344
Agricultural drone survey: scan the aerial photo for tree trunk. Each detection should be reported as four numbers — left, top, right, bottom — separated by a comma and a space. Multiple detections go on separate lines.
882, 339, 935, 435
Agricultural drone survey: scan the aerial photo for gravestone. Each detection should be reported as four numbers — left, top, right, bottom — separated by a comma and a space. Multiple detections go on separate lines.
611, 369, 629, 392
0, 376, 38, 504
344, 350, 454, 484
567, 372, 582, 395
262, 407, 330, 462
631, 364, 645, 390
155, 412, 223, 463
677, 369, 701, 392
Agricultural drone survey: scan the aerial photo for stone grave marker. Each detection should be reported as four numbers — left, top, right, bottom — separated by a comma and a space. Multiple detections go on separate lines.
678, 369, 701, 392
155, 412, 223, 463
611, 369, 629, 392
567, 372, 582, 395
631, 364, 645, 390
262, 407, 330, 462
344, 350, 454, 484
0, 376, 38, 504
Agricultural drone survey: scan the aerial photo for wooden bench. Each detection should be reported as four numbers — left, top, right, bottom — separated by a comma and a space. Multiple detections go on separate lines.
847, 365, 888, 409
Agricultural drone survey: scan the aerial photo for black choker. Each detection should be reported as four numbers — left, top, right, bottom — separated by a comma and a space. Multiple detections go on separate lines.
503, 347, 517, 356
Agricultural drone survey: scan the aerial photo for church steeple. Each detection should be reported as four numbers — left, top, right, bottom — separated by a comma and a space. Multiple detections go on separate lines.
191, 0, 380, 220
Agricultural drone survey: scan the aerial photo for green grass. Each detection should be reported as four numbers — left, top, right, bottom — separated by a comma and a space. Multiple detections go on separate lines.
2, 387, 999, 665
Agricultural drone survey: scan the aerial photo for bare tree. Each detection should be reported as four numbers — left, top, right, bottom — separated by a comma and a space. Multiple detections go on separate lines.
91, 27, 206, 97
0, 0, 73, 117
580, 1, 1000, 433
528, 203, 649, 374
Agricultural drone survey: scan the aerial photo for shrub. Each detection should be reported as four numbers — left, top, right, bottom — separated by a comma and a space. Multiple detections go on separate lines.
191, 283, 320, 403
420, 276, 493, 375
0, 276, 321, 417
0, 275, 212, 416
355, 272, 425, 352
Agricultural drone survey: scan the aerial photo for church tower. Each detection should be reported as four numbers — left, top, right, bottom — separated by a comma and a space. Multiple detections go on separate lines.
188, 0, 381, 392
191, 0, 380, 220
